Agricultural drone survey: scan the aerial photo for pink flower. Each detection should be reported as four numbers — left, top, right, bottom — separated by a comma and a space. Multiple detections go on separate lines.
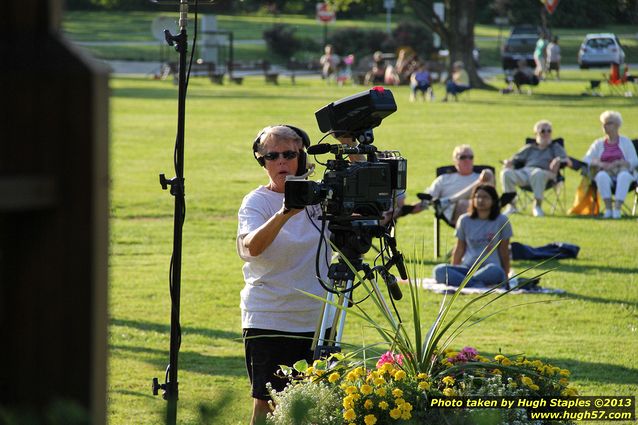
447, 346, 479, 364
376, 351, 404, 369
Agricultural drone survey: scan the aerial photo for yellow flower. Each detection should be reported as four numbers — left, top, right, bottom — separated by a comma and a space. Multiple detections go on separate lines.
345, 385, 358, 395
375, 387, 387, 397
402, 402, 413, 412
346, 371, 358, 381
443, 387, 457, 397
305, 366, 314, 375
529, 384, 540, 391
559, 369, 571, 377
364, 414, 377, 425
418, 381, 431, 391
494, 354, 505, 362
328, 372, 340, 383
559, 377, 569, 386
501, 358, 512, 366
401, 411, 412, 420
442, 376, 455, 386
394, 370, 406, 381
343, 408, 356, 421
373, 377, 385, 386
378, 401, 389, 410
392, 388, 403, 398
364, 399, 374, 410
520, 376, 533, 387
417, 373, 429, 380
381, 363, 394, 374
395, 398, 405, 406
492, 368, 502, 375
361, 384, 373, 395
343, 395, 354, 410
389, 408, 402, 420
354, 366, 365, 377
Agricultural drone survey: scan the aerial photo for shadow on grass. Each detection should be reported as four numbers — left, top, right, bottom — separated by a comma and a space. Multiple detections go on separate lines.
111, 344, 246, 377
112, 318, 242, 341
555, 291, 638, 310
514, 260, 638, 276
474, 94, 632, 108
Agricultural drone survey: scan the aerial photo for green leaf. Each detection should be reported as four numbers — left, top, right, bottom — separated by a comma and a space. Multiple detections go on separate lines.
293, 359, 308, 373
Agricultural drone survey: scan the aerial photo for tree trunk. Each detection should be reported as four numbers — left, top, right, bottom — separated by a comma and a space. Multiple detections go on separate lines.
409, 0, 489, 89
446, 0, 487, 88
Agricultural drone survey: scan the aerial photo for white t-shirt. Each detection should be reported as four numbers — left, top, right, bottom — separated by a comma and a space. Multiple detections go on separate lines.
455, 213, 513, 268
426, 172, 479, 221
237, 186, 332, 332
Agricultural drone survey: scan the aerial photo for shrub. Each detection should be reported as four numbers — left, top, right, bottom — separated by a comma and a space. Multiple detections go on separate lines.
263, 24, 302, 58
391, 21, 435, 59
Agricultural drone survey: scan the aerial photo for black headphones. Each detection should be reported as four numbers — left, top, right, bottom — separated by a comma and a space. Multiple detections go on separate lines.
252, 125, 310, 176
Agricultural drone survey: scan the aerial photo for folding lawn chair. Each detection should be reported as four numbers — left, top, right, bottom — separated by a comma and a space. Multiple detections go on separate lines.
588, 138, 638, 216
510, 137, 580, 215
604, 63, 636, 97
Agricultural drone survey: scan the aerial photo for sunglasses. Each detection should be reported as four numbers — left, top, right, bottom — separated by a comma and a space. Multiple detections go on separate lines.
262, 150, 299, 161
457, 155, 474, 160
539, 128, 552, 134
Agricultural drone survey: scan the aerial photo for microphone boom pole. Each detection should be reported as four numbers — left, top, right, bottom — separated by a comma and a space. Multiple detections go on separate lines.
152, 1, 189, 424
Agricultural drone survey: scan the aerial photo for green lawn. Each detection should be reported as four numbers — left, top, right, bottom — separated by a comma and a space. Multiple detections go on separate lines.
63, 11, 638, 66
108, 71, 638, 425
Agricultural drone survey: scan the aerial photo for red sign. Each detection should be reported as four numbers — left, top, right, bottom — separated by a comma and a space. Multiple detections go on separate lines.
543, 0, 560, 14
316, 3, 336, 23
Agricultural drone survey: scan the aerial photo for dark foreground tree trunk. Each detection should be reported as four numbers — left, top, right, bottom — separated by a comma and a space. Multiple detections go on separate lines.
409, 0, 490, 89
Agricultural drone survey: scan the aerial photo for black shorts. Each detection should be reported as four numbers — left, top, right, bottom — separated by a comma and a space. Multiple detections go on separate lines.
244, 328, 325, 400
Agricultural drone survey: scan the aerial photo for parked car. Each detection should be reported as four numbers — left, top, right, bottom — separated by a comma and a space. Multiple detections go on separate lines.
501, 34, 537, 70
578, 33, 625, 68
510, 24, 539, 36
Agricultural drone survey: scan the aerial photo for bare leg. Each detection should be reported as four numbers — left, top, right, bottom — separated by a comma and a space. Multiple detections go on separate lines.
251, 398, 272, 425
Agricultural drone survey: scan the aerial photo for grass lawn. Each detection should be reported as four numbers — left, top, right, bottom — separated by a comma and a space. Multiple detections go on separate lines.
63, 11, 638, 66
108, 69, 638, 424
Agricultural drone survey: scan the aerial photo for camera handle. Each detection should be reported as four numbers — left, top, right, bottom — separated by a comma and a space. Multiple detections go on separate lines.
311, 260, 398, 360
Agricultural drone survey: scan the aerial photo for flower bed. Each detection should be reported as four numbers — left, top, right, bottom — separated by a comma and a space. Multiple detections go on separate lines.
266, 347, 577, 425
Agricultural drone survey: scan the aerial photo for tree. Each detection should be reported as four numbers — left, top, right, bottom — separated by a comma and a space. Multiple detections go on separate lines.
408, 0, 487, 88
329, 0, 487, 88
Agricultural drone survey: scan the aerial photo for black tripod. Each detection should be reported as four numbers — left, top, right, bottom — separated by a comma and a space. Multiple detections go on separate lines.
312, 219, 406, 360
151, 1, 191, 424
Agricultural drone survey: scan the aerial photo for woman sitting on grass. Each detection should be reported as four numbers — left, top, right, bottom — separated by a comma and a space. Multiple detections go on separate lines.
433, 184, 512, 288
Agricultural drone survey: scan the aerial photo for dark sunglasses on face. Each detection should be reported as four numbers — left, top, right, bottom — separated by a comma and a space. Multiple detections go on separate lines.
539, 128, 552, 134
262, 150, 299, 161
457, 155, 474, 160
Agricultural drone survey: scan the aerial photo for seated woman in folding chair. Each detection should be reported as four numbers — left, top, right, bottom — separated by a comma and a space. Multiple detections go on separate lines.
408, 144, 495, 226
432, 185, 511, 288
501, 120, 572, 217
583, 110, 638, 219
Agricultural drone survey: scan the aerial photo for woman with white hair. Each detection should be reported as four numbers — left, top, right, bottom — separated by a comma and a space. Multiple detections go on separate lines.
583, 111, 638, 218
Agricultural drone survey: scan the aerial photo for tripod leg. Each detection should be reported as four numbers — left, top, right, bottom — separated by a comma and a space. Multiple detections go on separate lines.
312, 279, 352, 359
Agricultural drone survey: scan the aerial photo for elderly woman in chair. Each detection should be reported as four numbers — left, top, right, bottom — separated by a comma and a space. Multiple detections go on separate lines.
501, 119, 572, 217
583, 110, 638, 219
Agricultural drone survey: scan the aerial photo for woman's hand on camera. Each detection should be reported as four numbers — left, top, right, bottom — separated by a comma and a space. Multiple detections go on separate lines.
280, 204, 303, 217
336, 135, 357, 147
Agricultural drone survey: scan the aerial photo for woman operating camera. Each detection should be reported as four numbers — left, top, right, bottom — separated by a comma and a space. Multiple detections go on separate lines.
237, 125, 358, 424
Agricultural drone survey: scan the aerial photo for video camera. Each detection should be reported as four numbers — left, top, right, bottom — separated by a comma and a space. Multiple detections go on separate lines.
284, 87, 407, 220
